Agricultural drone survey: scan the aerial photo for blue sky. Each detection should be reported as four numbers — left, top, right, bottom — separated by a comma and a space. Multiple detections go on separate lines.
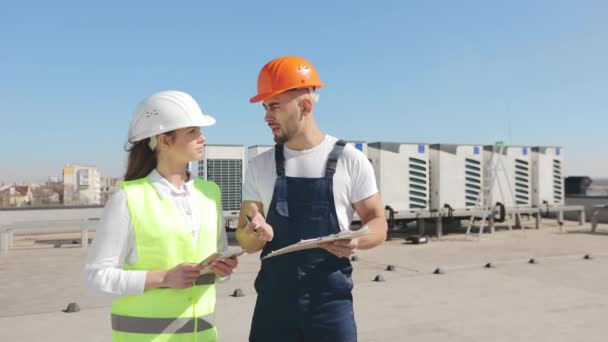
1, 0, 607, 183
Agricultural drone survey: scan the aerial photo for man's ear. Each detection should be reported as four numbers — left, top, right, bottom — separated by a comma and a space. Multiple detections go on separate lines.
299, 97, 313, 117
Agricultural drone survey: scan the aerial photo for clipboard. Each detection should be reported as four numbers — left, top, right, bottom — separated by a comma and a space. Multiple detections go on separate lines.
262, 226, 370, 260
198, 248, 245, 267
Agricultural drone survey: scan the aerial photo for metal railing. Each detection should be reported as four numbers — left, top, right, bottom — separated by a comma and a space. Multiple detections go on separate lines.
0, 205, 104, 253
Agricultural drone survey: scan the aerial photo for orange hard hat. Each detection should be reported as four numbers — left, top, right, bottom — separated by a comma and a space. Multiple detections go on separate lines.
250, 56, 323, 103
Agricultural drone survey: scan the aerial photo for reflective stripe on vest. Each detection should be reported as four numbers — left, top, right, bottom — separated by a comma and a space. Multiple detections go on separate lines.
112, 313, 214, 334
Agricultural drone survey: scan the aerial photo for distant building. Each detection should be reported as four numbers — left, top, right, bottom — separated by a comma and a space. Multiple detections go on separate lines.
63, 164, 101, 205
0, 185, 33, 207
100, 177, 121, 204
48, 176, 61, 183
31, 179, 63, 205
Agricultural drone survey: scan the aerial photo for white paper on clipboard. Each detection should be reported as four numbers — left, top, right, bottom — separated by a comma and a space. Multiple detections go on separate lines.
262, 226, 370, 260
198, 248, 245, 268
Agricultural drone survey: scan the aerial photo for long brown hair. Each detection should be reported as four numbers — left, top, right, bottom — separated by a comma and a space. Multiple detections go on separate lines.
124, 132, 175, 181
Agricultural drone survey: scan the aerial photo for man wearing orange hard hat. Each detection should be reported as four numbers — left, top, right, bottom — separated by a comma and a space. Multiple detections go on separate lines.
236, 56, 388, 341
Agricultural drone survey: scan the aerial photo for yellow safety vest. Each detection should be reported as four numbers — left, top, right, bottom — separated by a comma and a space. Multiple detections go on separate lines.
111, 177, 221, 342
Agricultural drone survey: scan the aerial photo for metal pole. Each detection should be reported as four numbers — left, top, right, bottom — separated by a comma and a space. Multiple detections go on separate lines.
417, 218, 425, 236
435, 215, 443, 238
591, 208, 599, 233
0, 228, 7, 253
81, 219, 89, 248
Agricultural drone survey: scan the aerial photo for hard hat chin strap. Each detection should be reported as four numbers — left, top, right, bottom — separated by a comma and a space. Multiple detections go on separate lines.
148, 136, 158, 151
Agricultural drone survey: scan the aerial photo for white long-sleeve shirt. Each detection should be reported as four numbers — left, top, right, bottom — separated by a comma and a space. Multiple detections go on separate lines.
82, 170, 228, 298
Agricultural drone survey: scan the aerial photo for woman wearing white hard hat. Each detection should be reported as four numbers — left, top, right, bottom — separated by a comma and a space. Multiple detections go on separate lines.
82, 90, 237, 342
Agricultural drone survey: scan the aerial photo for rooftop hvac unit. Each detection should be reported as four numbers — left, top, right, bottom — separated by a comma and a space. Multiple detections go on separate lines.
346, 141, 368, 157
198, 145, 244, 213
483, 145, 532, 208
247, 145, 274, 161
368, 142, 430, 211
429, 144, 484, 210
531, 146, 564, 206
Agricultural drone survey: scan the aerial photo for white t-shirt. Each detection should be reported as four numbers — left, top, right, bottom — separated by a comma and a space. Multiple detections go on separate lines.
242, 135, 378, 230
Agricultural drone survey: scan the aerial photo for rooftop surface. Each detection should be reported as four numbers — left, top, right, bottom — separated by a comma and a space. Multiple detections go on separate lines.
1, 220, 607, 341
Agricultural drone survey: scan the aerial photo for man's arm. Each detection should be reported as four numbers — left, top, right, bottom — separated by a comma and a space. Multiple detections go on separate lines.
235, 200, 273, 253
321, 193, 387, 258
352, 193, 387, 249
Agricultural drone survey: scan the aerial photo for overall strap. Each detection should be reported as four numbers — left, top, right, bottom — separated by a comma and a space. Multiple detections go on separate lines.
325, 140, 347, 178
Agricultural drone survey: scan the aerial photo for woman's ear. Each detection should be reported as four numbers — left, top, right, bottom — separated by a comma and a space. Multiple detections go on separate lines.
158, 133, 171, 149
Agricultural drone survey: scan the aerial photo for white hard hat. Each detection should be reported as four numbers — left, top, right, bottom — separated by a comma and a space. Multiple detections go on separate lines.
128, 90, 216, 143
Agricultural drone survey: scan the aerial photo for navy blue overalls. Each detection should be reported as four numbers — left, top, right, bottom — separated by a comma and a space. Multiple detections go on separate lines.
249, 140, 357, 342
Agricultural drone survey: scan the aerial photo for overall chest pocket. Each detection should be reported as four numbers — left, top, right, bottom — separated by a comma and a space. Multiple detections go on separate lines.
290, 201, 330, 221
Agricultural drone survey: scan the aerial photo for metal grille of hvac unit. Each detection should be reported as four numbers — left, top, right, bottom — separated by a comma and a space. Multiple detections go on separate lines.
464, 158, 482, 206
207, 159, 242, 211
514, 159, 530, 205
198, 162, 205, 179
553, 159, 562, 203
409, 157, 427, 209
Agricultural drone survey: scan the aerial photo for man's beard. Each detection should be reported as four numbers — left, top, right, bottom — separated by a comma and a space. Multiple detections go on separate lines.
273, 135, 287, 144
273, 129, 288, 144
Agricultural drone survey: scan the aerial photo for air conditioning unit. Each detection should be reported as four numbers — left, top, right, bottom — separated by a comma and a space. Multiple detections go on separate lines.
247, 145, 274, 161
531, 146, 564, 206
368, 142, 430, 211
346, 141, 368, 157
429, 144, 484, 210
198, 145, 245, 214
483, 145, 532, 208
